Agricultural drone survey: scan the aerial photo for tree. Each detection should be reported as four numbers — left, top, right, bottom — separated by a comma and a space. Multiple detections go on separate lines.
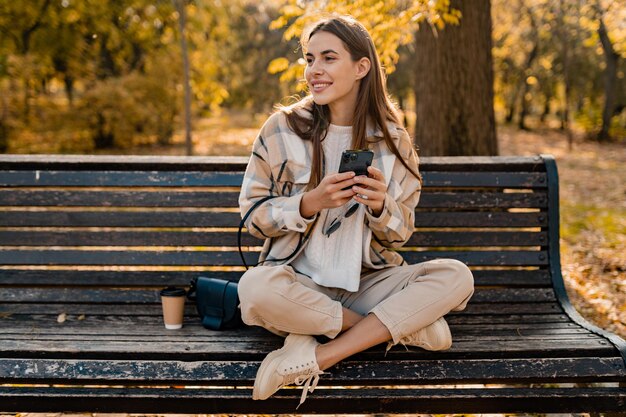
174, 0, 193, 155
595, 1, 621, 142
413, 0, 497, 155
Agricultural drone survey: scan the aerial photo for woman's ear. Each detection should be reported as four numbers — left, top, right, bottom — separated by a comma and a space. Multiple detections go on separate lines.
355, 57, 371, 80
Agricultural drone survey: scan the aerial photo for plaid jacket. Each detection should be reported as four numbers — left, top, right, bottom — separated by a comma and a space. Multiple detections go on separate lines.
239, 109, 421, 272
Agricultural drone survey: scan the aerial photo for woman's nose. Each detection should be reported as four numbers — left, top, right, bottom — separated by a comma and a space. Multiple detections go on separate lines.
310, 60, 323, 74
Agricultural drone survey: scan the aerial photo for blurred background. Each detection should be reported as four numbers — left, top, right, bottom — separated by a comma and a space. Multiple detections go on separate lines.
0, 0, 624, 337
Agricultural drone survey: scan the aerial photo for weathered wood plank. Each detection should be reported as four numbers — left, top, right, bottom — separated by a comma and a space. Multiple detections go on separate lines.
0, 311, 592, 334
0, 249, 549, 267
0, 171, 243, 187
0, 287, 555, 304
0, 190, 548, 209
3, 210, 548, 228
0, 171, 547, 189
0, 269, 552, 287
0, 337, 614, 360
0, 270, 243, 286
0, 230, 549, 248
1, 386, 624, 414
0, 230, 260, 247
0, 357, 622, 385
0, 319, 590, 337
414, 211, 548, 227
0, 154, 548, 171
0, 302, 565, 316
0, 190, 236, 208
0, 210, 242, 228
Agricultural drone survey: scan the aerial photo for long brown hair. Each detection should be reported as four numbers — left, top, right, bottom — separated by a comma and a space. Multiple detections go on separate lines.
280, 15, 421, 189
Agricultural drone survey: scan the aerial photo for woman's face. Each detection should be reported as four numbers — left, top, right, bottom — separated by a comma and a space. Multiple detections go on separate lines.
304, 31, 369, 123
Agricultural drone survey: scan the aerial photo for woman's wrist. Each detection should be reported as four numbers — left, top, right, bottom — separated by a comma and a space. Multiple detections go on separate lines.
300, 190, 320, 219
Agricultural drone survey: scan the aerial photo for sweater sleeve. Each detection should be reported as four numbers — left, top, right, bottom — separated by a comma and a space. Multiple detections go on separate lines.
238, 114, 317, 240
365, 130, 421, 248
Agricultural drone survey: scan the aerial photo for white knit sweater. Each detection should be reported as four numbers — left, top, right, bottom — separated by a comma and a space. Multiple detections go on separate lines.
291, 124, 366, 291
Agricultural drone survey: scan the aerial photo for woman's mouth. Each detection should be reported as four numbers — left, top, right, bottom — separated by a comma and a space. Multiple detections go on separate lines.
311, 82, 332, 92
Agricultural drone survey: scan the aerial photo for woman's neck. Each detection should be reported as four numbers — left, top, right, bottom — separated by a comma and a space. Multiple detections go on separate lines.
328, 101, 355, 126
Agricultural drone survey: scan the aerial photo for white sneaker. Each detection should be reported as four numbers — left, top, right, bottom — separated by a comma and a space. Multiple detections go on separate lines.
387, 317, 452, 353
253, 334, 324, 407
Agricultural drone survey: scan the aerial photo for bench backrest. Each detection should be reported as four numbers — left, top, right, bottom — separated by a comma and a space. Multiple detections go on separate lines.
0, 155, 558, 316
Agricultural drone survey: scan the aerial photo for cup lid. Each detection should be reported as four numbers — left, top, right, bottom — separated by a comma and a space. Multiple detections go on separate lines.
160, 286, 186, 297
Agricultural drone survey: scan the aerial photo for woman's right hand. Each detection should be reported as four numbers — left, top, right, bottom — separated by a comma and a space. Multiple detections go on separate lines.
300, 171, 356, 218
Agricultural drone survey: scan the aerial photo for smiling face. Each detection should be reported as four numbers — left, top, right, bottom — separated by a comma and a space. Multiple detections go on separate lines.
304, 31, 370, 125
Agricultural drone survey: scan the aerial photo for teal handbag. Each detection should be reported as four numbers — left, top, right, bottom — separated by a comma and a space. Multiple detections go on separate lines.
187, 276, 241, 330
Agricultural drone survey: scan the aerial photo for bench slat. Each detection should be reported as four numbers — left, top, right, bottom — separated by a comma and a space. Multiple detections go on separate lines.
0, 338, 611, 359
0, 249, 549, 266
1, 386, 624, 414
0, 269, 551, 287
0, 287, 556, 304
0, 210, 242, 228
0, 230, 549, 247
1, 170, 547, 188
0, 190, 548, 209
0, 269, 552, 287
2, 210, 547, 228
0, 317, 587, 335
0, 171, 244, 187
0, 357, 622, 384
0, 302, 563, 316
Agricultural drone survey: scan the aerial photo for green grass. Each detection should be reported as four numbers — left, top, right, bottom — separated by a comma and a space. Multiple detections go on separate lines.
560, 202, 626, 248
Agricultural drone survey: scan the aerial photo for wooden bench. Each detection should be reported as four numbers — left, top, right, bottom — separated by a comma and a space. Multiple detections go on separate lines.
0, 154, 624, 414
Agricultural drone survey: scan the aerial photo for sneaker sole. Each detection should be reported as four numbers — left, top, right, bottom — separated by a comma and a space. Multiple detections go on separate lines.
252, 335, 299, 400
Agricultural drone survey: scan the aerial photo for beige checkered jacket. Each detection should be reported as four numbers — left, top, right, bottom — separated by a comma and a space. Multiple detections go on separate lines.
239, 109, 421, 273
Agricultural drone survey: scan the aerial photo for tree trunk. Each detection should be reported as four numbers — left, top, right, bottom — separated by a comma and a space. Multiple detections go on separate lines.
540, 89, 551, 123
174, 0, 193, 155
518, 42, 538, 130
557, 0, 573, 150
597, 16, 618, 142
413, 0, 497, 156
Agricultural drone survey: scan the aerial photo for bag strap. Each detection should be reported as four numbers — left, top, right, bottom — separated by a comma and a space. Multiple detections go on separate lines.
238, 195, 276, 269
238, 195, 319, 270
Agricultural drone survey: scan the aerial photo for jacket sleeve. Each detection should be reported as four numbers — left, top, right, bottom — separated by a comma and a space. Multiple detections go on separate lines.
365, 131, 421, 248
238, 115, 316, 240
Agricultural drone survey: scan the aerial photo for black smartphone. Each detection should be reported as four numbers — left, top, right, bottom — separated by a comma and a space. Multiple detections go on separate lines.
338, 150, 374, 190
338, 149, 374, 176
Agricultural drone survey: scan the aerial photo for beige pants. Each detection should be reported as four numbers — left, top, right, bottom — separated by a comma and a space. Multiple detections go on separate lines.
238, 258, 474, 345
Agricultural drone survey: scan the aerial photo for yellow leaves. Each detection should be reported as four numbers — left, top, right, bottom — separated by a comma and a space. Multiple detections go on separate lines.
268, 57, 290, 75
526, 76, 538, 85
267, 0, 463, 88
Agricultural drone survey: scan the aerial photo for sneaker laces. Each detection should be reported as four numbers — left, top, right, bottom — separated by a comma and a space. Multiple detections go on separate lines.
384, 339, 410, 357
294, 368, 324, 409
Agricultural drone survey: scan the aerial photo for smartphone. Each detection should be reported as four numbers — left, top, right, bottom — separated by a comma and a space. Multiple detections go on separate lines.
338, 150, 374, 190
338, 149, 374, 177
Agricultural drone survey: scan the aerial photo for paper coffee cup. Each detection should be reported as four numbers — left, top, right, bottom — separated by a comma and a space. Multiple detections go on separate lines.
160, 287, 186, 330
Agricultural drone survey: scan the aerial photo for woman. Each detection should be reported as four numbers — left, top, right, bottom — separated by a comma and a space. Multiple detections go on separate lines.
238, 15, 474, 406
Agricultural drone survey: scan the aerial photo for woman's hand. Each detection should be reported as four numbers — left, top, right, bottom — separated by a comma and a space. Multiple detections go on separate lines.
352, 166, 387, 217
300, 171, 356, 218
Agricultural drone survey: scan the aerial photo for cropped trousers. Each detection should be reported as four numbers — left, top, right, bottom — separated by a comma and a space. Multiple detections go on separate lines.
237, 258, 475, 345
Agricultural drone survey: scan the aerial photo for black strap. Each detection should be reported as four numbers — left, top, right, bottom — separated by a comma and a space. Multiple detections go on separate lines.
238, 195, 315, 270
238, 195, 276, 269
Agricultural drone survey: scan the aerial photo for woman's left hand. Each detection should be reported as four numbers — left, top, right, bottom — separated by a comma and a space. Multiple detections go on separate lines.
352, 165, 387, 217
